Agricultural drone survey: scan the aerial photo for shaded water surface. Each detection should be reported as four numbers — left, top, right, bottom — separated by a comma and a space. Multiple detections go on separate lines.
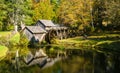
41, 49, 120, 73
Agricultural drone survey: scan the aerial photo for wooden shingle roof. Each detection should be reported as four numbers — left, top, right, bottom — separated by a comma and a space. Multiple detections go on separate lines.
26, 26, 46, 34
39, 20, 56, 27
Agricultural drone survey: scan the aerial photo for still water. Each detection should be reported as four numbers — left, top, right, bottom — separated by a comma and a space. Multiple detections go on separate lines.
0, 47, 120, 73
41, 49, 120, 73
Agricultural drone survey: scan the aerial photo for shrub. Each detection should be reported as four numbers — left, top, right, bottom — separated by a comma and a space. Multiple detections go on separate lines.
9, 32, 20, 45
50, 38, 59, 44
0, 36, 8, 46
19, 34, 29, 47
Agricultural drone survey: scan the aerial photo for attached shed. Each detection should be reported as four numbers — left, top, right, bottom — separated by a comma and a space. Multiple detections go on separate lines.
22, 26, 47, 42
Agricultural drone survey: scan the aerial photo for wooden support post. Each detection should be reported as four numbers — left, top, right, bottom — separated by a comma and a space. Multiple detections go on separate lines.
56, 30, 59, 39
60, 30, 63, 40
15, 50, 20, 73
57, 51, 60, 58
63, 29, 66, 39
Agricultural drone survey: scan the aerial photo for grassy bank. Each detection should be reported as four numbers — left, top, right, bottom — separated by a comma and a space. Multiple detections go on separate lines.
59, 33, 120, 52
0, 31, 11, 37
0, 31, 20, 46
0, 31, 20, 60
95, 40, 120, 53
9, 32, 20, 44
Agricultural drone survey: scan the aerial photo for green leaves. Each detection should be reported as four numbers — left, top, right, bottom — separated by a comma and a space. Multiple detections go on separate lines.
0, 0, 34, 31
0, 0, 120, 32
0, 0, 8, 30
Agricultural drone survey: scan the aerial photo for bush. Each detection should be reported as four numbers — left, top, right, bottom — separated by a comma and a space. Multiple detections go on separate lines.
0, 36, 8, 46
9, 32, 20, 45
50, 38, 59, 44
19, 34, 29, 47
0, 45, 8, 60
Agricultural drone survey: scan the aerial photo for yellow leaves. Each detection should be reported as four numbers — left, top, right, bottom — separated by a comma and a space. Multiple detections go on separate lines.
79, 25, 84, 30
58, 0, 92, 28
66, 14, 76, 23
32, 0, 55, 21
33, 7, 41, 21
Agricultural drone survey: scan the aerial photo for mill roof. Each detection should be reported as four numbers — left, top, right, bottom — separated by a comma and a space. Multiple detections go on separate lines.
26, 26, 46, 34
38, 20, 56, 27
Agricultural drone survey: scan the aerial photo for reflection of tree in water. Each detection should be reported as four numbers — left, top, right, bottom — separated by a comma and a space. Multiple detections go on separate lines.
42, 50, 120, 73
113, 55, 120, 73
0, 46, 120, 73
93, 52, 120, 73
94, 52, 107, 73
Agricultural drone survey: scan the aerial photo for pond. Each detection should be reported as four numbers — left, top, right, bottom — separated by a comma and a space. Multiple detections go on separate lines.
41, 49, 120, 73
0, 46, 120, 73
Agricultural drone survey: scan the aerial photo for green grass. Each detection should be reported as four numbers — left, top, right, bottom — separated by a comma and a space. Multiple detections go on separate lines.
0, 31, 20, 44
0, 31, 11, 37
0, 45, 8, 60
59, 33, 120, 51
9, 32, 20, 44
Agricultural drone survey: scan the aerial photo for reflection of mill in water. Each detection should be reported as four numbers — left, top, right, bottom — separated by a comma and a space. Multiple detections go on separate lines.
15, 50, 20, 73
8, 49, 20, 73
24, 49, 47, 67
9, 48, 65, 72
23, 49, 62, 69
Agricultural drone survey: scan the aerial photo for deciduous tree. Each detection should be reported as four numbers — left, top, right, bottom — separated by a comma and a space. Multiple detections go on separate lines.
57, 0, 92, 35
32, 0, 55, 21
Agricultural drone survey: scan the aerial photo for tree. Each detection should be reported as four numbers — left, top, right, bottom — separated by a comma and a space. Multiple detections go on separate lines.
0, 0, 34, 31
105, 0, 120, 30
0, 0, 7, 30
50, 0, 61, 22
92, 0, 107, 31
21, 0, 34, 26
32, 0, 55, 21
57, 0, 92, 35
92, 0, 120, 31
8, 0, 34, 29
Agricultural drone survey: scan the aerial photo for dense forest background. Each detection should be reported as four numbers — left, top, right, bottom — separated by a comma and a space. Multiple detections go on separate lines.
0, 0, 120, 34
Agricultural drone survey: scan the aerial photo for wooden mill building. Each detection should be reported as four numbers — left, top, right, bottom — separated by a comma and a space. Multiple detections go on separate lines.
21, 26, 47, 42
21, 20, 68, 43
35, 20, 68, 39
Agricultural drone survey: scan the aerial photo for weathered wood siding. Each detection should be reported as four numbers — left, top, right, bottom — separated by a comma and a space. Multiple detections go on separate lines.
22, 27, 47, 43
33, 33, 46, 42
35, 21, 52, 30
23, 28, 33, 40
36, 21, 45, 29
